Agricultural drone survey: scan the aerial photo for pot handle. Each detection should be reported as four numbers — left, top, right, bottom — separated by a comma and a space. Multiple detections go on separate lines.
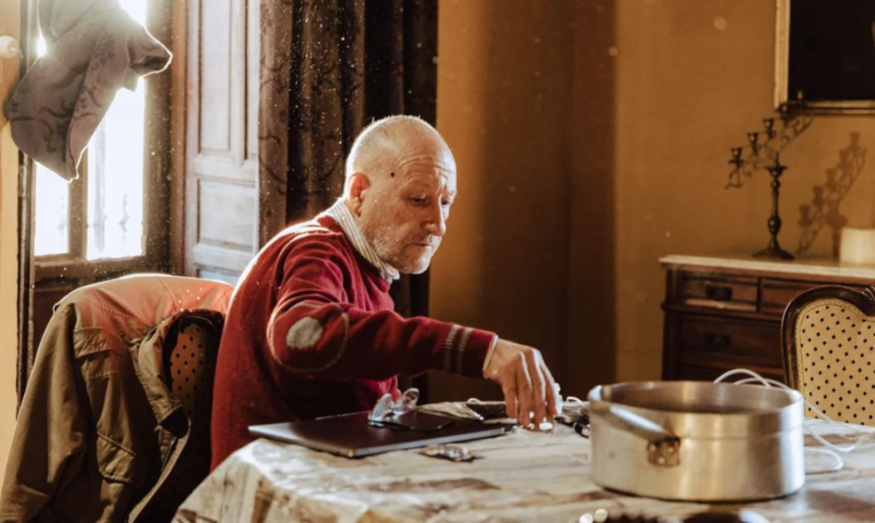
594, 404, 676, 444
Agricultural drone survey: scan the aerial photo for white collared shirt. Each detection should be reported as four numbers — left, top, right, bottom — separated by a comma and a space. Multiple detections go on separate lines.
325, 199, 401, 282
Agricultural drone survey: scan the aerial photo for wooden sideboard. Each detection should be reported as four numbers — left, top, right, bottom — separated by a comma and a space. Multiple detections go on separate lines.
661, 255, 875, 382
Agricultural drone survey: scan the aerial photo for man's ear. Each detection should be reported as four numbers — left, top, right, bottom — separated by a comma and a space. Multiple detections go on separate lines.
346, 172, 370, 215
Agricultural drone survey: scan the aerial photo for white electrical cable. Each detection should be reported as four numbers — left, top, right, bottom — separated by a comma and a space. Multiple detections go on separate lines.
565, 396, 586, 407
714, 368, 875, 474
804, 447, 844, 474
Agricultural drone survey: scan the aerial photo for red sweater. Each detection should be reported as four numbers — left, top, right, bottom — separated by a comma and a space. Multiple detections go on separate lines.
211, 213, 496, 468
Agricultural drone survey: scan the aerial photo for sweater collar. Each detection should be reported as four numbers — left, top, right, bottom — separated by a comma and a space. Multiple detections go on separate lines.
324, 199, 400, 282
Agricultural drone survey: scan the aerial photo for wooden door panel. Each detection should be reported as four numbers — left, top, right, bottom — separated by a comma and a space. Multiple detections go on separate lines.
191, 157, 256, 183
199, 1, 233, 154
191, 244, 254, 276
198, 180, 257, 250
185, 0, 260, 281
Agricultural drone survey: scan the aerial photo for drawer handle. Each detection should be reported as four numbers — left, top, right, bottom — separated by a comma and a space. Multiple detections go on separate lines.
705, 284, 733, 302
705, 333, 731, 349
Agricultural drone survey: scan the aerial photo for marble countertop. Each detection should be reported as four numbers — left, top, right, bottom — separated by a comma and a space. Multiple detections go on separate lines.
661, 254, 875, 282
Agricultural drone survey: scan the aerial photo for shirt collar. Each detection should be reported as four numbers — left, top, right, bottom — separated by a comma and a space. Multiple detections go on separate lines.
325, 199, 400, 282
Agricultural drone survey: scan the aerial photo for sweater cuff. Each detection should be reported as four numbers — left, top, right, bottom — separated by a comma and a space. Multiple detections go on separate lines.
482, 335, 499, 376
438, 324, 496, 378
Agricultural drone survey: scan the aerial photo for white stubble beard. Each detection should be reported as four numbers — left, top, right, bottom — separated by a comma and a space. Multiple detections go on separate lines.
360, 215, 436, 275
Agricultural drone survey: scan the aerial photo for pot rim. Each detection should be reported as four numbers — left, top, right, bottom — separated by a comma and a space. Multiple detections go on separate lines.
588, 381, 804, 437
589, 381, 802, 413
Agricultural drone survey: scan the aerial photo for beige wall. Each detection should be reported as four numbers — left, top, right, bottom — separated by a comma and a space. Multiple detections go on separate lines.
0, 0, 22, 486
606, 0, 875, 383
432, 0, 875, 400
431, 0, 576, 400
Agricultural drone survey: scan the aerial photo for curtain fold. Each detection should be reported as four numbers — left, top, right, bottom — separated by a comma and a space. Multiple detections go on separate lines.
258, 0, 437, 349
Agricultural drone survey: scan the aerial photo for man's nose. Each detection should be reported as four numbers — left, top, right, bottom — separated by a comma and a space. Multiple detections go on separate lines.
424, 201, 446, 237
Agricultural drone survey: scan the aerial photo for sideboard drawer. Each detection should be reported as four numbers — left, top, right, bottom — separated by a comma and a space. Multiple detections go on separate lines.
761, 279, 823, 316
678, 273, 758, 312
762, 278, 873, 316
678, 315, 782, 367
662, 255, 875, 384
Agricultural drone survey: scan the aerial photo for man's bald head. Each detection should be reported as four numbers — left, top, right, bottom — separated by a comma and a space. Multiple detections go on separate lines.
344, 115, 453, 186
343, 115, 458, 275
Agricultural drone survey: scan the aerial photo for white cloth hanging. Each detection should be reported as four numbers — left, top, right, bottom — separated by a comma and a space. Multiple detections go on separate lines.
4, 0, 171, 180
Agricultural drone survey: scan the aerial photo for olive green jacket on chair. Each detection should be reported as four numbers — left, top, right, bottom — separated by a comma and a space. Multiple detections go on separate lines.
0, 275, 232, 523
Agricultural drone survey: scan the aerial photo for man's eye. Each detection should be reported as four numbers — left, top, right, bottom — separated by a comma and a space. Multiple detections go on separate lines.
441, 200, 452, 207
410, 197, 428, 205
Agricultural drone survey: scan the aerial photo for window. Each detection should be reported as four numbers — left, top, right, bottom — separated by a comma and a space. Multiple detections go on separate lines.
33, 0, 148, 260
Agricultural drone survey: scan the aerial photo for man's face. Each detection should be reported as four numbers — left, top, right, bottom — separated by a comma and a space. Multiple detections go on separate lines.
358, 146, 457, 274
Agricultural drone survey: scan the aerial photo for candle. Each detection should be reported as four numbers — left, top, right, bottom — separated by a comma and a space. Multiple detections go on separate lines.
839, 228, 875, 265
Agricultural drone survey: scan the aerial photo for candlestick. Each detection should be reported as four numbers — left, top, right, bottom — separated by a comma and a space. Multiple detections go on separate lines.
753, 154, 794, 260
747, 132, 759, 154
763, 118, 775, 140
729, 147, 743, 169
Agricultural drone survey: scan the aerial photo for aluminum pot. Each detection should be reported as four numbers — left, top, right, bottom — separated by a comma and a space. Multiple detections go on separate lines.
587, 381, 804, 502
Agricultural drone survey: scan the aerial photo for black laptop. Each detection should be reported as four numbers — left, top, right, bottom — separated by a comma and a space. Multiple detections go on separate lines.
248, 411, 506, 458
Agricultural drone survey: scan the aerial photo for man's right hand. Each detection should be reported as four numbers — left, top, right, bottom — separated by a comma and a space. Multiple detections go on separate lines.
483, 339, 559, 427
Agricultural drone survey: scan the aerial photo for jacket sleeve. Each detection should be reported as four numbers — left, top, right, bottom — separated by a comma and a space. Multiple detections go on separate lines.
266, 238, 496, 380
0, 306, 88, 522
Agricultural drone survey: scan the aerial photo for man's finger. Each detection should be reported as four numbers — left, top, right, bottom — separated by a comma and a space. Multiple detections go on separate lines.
531, 351, 558, 419
502, 372, 517, 422
516, 353, 533, 427
541, 359, 558, 419
526, 350, 547, 424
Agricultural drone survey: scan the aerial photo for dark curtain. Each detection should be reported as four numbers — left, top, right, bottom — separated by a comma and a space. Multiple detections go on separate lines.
258, 0, 437, 393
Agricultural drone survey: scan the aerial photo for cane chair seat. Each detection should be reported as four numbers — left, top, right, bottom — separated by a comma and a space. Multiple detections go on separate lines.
782, 286, 875, 426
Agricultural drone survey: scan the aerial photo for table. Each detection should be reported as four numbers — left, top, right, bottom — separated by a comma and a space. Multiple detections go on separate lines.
176, 422, 875, 523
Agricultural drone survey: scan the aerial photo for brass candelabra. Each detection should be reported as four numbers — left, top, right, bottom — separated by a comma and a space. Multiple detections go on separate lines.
725, 108, 813, 260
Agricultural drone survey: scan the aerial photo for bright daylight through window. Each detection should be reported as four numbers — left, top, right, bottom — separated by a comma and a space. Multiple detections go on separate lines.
33, 0, 147, 260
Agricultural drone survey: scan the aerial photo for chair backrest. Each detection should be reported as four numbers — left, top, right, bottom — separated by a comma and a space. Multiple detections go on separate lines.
1, 275, 232, 523
782, 285, 875, 426
137, 312, 224, 521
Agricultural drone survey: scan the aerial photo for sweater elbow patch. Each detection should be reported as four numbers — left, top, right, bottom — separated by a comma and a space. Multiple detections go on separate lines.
270, 302, 350, 373
286, 317, 324, 350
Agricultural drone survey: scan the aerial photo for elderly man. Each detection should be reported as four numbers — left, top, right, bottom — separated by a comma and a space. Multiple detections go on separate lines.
211, 115, 558, 468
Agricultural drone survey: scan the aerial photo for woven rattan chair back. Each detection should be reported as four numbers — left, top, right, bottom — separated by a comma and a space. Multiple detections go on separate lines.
782, 286, 875, 426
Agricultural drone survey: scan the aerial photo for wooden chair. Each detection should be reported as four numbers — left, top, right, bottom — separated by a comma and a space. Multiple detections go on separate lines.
781, 285, 875, 425
0, 275, 231, 523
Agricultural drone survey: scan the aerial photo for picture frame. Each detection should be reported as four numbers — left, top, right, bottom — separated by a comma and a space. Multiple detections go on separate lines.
775, 0, 875, 114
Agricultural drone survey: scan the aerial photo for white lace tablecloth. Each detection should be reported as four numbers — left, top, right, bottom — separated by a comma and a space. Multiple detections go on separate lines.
175, 422, 875, 523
